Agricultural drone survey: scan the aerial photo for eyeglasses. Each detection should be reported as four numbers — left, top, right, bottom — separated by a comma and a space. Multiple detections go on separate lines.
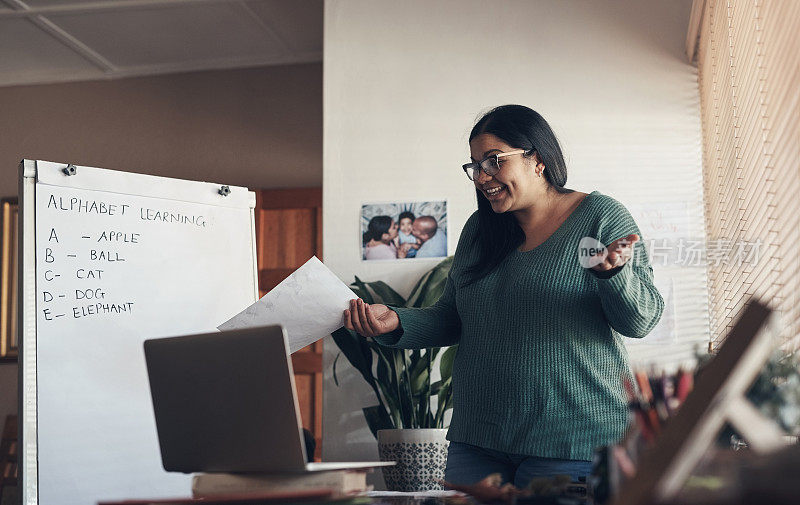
461, 149, 530, 181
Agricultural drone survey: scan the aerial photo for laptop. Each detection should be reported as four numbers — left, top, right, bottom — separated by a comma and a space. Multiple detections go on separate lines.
144, 325, 395, 473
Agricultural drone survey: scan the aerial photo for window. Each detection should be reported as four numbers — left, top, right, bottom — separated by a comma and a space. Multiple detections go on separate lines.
692, 0, 800, 350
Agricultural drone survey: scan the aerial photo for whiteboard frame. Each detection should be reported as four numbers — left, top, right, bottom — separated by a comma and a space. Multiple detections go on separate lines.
18, 159, 259, 505
19, 159, 37, 505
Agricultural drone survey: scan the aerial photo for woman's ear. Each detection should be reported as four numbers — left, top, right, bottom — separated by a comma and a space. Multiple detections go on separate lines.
530, 151, 547, 173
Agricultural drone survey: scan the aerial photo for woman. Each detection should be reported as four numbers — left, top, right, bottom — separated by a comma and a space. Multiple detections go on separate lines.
344, 105, 664, 487
363, 215, 399, 260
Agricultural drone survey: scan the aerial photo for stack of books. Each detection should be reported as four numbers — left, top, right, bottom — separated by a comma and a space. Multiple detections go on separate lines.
191, 469, 373, 499
98, 469, 373, 505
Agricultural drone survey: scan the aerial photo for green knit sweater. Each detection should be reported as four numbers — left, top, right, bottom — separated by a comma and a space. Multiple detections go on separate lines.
374, 191, 664, 461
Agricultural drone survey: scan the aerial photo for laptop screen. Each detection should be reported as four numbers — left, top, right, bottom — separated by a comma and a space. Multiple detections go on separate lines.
144, 325, 309, 473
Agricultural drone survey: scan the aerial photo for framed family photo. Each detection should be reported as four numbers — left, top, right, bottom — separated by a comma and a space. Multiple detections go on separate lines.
361, 200, 448, 261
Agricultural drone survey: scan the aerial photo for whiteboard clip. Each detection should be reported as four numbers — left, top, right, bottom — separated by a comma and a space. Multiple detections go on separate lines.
218, 185, 231, 197
62, 164, 77, 176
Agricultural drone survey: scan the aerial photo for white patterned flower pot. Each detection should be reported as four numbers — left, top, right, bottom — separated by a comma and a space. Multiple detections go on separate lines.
377, 428, 449, 492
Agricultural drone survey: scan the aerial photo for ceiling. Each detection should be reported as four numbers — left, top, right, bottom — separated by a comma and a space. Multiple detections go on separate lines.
0, 0, 323, 87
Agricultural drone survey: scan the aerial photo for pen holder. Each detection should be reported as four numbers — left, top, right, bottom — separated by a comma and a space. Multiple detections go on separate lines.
377, 428, 449, 492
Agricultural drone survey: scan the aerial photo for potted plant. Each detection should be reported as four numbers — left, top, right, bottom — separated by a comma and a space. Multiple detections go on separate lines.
331, 256, 457, 491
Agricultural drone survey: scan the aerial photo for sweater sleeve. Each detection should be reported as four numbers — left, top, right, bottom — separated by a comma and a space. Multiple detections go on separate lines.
372, 213, 478, 349
590, 196, 665, 339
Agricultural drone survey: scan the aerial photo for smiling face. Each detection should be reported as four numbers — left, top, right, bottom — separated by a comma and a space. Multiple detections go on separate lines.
469, 133, 544, 214
399, 217, 413, 235
411, 216, 437, 242
382, 220, 399, 242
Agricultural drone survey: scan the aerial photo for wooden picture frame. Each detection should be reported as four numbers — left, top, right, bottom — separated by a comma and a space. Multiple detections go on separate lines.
0, 198, 18, 360
613, 299, 785, 505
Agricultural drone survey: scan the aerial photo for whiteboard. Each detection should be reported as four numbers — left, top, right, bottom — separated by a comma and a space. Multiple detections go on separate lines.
19, 160, 259, 505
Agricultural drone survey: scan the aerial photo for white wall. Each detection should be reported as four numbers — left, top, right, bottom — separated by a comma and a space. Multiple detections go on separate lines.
322, 0, 704, 471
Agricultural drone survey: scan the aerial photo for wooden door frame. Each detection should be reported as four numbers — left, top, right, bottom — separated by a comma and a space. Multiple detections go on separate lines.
254, 188, 323, 460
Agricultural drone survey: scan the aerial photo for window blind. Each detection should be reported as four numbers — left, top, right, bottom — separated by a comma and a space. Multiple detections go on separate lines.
693, 0, 800, 351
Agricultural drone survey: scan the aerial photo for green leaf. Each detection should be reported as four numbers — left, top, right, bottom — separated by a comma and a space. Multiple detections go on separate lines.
362, 405, 395, 438
333, 331, 390, 417
411, 367, 429, 395
420, 276, 448, 307
435, 377, 453, 427
443, 392, 454, 411
375, 370, 400, 426
413, 349, 435, 427
440, 345, 458, 380
409, 349, 435, 397
331, 328, 392, 423
373, 346, 394, 388
393, 350, 414, 427
349, 285, 368, 301
371, 344, 403, 427
365, 280, 406, 306
351, 276, 375, 304
332, 353, 341, 387
408, 256, 454, 308
330, 327, 375, 388
409, 349, 428, 380
406, 270, 434, 308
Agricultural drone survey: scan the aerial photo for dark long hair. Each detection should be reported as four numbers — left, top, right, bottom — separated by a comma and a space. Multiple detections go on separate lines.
464, 105, 571, 285
363, 215, 393, 245
398, 211, 415, 221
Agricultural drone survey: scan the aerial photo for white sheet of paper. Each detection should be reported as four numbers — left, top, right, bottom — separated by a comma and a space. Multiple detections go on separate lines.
218, 256, 358, 353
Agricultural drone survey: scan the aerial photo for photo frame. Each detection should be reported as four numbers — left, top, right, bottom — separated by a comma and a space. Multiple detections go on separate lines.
1, 198, 18, 360
360, 200, 448, 261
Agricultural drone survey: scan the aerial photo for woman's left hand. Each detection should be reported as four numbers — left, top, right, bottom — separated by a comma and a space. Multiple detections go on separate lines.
591, 234, 639, 272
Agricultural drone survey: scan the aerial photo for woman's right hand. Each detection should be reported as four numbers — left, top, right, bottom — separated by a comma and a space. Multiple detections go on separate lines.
343, 299, 400, 337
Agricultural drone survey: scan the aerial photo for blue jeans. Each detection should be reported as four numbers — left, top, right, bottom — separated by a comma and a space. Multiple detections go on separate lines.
444, 441, 592, 488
